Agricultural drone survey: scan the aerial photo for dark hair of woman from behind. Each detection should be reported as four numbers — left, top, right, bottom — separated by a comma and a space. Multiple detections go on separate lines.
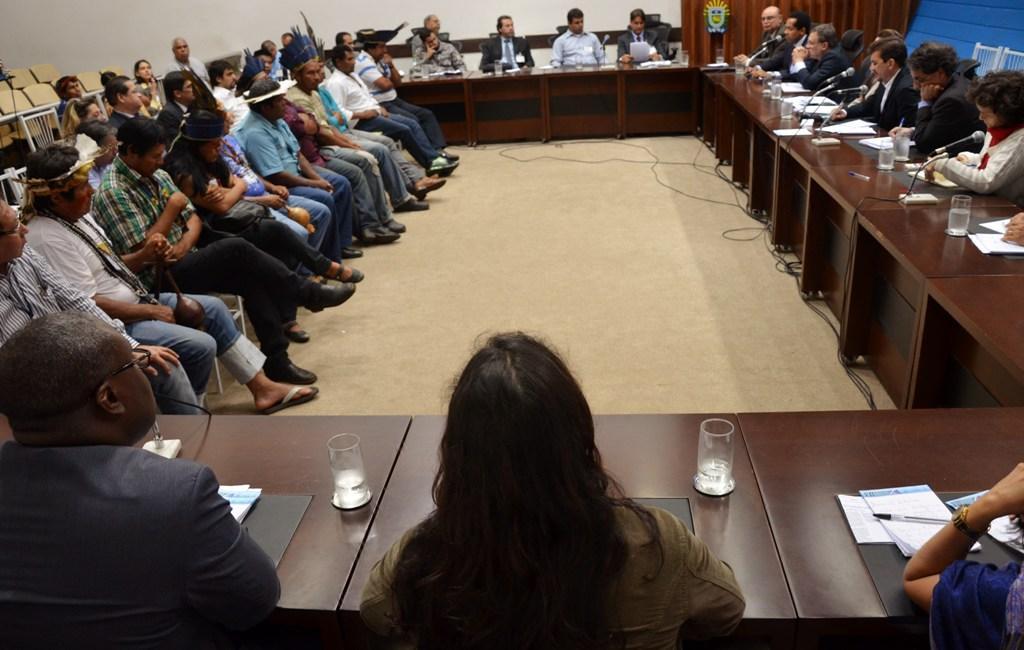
390, 332, 662, 650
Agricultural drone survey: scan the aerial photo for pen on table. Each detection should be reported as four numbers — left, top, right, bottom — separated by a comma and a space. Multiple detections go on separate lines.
873, 513, 948, 524
848, 171, 871, 182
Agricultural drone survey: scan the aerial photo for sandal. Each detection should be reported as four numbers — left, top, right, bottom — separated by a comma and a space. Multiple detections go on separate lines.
261, 385, 319, 415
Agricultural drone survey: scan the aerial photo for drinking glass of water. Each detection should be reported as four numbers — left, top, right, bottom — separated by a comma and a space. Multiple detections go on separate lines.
770, 80, 782, 101
693, 418, 736, 496
877, 142, 895, 171
892, 135, 911, 162
946, 194, 972, 237
680, 50, 690, 67
715, 48, 725, 64
328, 433, 371, 509
781, 99, 793, 119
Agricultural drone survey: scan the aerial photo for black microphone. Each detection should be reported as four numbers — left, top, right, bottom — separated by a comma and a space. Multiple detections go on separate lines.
833, 84, 868, 97
823, 67, 855, 85
932, 130, 985, 156
747, 33, 783, 60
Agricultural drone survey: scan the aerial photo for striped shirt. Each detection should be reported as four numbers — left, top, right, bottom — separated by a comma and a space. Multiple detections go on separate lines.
0, 246, 136, 348
91, 156, 196, 289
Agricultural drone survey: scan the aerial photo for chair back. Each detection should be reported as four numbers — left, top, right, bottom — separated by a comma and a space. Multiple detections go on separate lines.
0, 89, 32, 115
841, 29, 865, 62
101, 65, 126, 76
23, 83, 60, 108
971, 43, 1005, 75
956, 59, 981, 80
16, 108, 60, 152
29, 64, 60, 84
1001, 48, 1024, 71
77, 71, 103, 92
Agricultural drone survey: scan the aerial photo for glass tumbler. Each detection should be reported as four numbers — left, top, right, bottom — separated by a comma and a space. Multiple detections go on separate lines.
693, 419, 736, 496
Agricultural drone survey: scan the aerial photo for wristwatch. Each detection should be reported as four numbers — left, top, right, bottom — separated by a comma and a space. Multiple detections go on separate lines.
952, 505, 988, 541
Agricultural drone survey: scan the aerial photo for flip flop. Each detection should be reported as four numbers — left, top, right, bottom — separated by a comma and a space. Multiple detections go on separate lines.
261, 385, 319, 415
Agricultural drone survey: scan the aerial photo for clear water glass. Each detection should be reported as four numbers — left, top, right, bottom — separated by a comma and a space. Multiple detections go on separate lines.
715, 48, 725, 64
781, 99, 793, 119
735, 60, 746, 75
770, 80, 782, 100
893, 135, 911, 161
946, 194, 972, 237
693, 418, 736, 496
328, 433, 371, 509
877, 143, 895, 171
680, 50, 690, 67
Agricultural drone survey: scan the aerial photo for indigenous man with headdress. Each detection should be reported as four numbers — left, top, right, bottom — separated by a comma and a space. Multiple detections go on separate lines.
0, 154, 199, 415
24, 138, 320, 414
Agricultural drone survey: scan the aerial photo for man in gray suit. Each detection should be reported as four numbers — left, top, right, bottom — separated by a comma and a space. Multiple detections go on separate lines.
0, 313, 280, 648
734, 6, 785, 67
616, 8, 668, 64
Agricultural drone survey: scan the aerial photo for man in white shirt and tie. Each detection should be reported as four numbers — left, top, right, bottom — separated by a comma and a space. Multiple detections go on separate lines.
480, 16, 536, 73
551, 8, 606, 67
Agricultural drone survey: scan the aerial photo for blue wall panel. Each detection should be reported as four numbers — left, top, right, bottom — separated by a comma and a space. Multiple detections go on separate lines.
906, 0, 1024, 59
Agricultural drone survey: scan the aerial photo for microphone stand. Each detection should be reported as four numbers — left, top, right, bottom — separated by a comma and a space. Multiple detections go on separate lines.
899, 152, 948, 205
142, 420, 183, 459
811, 90, 858, 146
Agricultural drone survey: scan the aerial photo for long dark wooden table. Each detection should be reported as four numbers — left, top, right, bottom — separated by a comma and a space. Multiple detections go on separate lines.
397, 64, 700, 145
741, 407, 1024, 649
340, 414, 797, 650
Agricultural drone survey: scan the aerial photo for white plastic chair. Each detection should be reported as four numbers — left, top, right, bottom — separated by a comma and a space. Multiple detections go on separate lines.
16, 107, 59, 152
209, 294, 247, 394
0, 166, 27, 206
971, 43, 1006, 75
1000, 48, 1024, 71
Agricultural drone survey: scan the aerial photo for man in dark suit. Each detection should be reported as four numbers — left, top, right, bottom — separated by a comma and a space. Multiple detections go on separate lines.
0, 312, 281, 648
790, 23, 853, 92
480, 15, 535, 72
616, 8, 668, 64
831, 38, 919, 131
734, 6, 784, 67
889, 41, 986, 155
751, 10, 810, 80
103, 75, 144, 131
155, 71, 194, 141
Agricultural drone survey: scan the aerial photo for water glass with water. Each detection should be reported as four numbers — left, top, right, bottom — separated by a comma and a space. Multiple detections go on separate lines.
715, 48, 725, 64
877, 143, 895, 171
770, 80, 782, 100
946, 194, 972, 237
328, 433, 371, 509
780, 99, 793, 119
693, 418, 736, 496
893, 135, 911, 162
679, 50, 690, 67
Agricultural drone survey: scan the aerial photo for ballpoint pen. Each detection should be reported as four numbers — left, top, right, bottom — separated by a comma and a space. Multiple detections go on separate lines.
848, 171, 871, 181
873, 513, 948, 524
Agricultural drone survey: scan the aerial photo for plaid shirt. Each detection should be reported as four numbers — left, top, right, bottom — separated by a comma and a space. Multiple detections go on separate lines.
0, 246, 136, 348
91, 156, 196, 289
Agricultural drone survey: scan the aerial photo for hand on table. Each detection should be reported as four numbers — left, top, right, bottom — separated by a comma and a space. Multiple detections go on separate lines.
1003, 213, 1024, 245
830, 108, 847, 121
620, 54, 634, 64
888, 126, 914, 139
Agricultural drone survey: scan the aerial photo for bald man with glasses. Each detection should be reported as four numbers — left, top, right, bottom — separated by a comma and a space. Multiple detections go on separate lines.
735, 6, 785, 67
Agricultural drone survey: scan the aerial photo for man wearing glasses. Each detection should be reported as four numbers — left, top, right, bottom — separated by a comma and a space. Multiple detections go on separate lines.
734, 6, 785, 67
0, 198, 200, 414
0, 313, 281, 647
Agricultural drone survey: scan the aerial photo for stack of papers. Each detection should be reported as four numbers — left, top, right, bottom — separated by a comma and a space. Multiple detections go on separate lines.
781, 82, 809, 93
858, 136, 915, 150
219, 484, 262, 522
947, 492, 1024, 553
820, 120, 878, 135
639, 60, 673, 68
704, 62, 729, 68
969, 233, 1024, 255
789, 96, 836, 110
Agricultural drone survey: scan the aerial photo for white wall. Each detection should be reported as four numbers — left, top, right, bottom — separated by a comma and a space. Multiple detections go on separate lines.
0, 0, 680, 76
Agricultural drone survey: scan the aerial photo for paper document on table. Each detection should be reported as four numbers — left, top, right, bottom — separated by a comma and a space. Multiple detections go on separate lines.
820, 119, 877, 134
704, 62, 729, 68
773, 127, 813, 136
969, 233, 1024, 255
838, 495, 892, 543
979, 218, 1012, 235
860, 485, 953, 557
789, 96, 836, 110
781, 82, 808, 93
990, 516, 1024, 552
219, 484, 263, 522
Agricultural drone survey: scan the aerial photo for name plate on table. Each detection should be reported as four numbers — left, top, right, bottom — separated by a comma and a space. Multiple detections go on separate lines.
633, 498, 693, 531
242, 494, 313, 567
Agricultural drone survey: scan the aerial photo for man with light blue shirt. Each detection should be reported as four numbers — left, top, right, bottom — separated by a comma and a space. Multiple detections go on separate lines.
551, 8, 606, 67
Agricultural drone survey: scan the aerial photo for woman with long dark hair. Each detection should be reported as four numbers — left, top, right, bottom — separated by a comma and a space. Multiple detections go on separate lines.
133, 59, 162, 114
361, 333, 745, 649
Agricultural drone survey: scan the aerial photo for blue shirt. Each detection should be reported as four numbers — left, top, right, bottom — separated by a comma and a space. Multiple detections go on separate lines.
235, 110, 301, 177
551, 31, 605, 67
318, 87, 349, 133
930, 560, 1019, 650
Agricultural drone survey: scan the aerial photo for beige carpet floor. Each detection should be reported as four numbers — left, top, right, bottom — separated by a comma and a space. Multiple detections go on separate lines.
207, 135, 894, 416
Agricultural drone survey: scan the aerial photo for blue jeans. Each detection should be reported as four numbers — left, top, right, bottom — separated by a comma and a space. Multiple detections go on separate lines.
289, 170, 354, 255
347, 131, 415, 203
268, 208, 309, 240
357, 114, 440, 168
381, 97, 447, 149
315, 154, 387, 231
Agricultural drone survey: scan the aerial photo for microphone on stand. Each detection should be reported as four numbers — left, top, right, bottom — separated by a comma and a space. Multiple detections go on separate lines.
901, 131, 987, 204
822, 66, 856, 86
810, 86, 868, 146
142, 394, 213, 459
746, 34, 784, 61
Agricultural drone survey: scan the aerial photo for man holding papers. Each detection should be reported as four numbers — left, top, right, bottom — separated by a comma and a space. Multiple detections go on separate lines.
0, 314, 281, 647
904, 463, 1024, 649
830, 38, 919, 131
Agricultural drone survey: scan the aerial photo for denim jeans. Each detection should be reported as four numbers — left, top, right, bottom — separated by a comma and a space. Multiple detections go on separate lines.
289, 170, 354, 255
357, 114, 440, 168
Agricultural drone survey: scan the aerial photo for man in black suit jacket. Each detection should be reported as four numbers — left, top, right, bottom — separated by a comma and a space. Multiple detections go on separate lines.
480, 15, 535, 72
833, 38, 920, 130
752, 10, 810, 80
734, 5, 784, 67
890, 42, 986, 155
155, 71, 194, 141
103, 75, 144, 131
616, 8, 668, 63
791, 24, 853, 93
0, 313, 281, 648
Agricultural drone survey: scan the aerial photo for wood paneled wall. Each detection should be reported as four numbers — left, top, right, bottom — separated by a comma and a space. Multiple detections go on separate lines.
681, 0, 920, 66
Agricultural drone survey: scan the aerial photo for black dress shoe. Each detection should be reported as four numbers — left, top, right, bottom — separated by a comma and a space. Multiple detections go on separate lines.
284, 326, 310, 343
264, 358, 318, 385
341, 247, 364, 259
394, 199, 428, 213
358, 228, 401, 245
384, 219, 407, 233
305, 282, 356, 312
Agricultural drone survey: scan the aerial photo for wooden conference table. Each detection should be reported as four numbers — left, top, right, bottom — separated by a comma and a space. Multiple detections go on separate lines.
703, 71, 1024, 410
395, 63, 699, 144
